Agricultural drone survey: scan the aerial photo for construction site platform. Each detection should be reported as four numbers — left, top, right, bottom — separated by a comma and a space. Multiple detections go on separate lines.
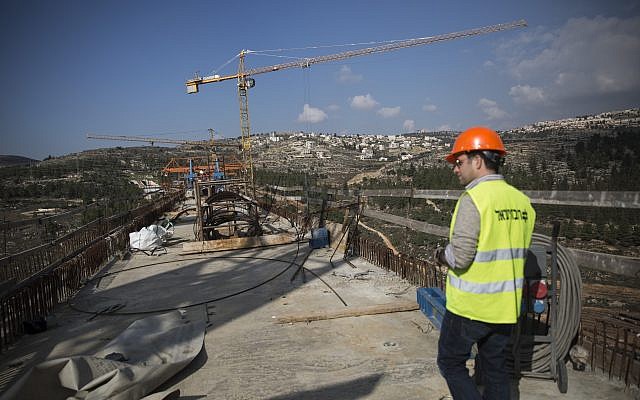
0, 212, 637, 400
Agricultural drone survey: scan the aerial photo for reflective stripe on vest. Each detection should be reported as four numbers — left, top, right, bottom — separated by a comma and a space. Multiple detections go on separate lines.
448, 274, 524, 294
474, 248, 528, 263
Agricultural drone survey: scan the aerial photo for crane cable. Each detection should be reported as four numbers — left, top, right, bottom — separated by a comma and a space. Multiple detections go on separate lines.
237, 34, 442, 73
210, 53, 240, 77
507, 232, 583, 374
246, 35, 438, 55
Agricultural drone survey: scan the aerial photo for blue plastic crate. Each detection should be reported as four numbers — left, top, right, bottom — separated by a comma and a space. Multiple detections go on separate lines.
309, 227, 329, 249
417, 287, 446, 330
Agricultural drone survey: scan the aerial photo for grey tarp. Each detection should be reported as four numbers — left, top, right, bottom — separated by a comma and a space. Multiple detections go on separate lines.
1, 310, 205, 400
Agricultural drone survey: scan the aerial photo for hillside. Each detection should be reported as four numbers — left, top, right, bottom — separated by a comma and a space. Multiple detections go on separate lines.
2, 108, 639, 258
0, 155, 39, 167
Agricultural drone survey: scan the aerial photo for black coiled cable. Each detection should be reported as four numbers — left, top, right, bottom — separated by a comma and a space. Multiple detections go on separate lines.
508, 233, 583, 373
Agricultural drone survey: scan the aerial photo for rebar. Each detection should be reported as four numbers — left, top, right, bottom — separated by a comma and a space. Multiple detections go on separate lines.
0, 191, 183, 352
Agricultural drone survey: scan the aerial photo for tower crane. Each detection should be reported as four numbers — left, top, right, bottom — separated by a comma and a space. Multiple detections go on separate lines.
185, 20, 527, 190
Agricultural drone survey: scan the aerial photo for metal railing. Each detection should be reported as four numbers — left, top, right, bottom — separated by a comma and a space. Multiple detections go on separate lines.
579, 313, 640, 387
0, 191, 183, 352
352, 235, 446, 290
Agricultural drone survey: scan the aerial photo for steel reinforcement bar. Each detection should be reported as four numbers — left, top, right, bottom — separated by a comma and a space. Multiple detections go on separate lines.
579, 314, 640, 387
0, 191, 183, 353
0, 219, 107, 283
351, 235, 446, 293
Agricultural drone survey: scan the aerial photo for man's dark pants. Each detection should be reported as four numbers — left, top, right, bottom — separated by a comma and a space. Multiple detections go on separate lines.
437, 310, 513, 399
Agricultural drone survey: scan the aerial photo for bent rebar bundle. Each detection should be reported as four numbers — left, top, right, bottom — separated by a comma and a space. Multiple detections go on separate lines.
197, 189, 262, 241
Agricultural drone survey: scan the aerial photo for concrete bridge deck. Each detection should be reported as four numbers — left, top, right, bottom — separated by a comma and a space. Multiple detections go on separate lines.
0, 213, 637, 399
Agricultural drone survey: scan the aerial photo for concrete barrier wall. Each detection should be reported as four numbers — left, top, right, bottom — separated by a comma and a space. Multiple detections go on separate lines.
362, 208, 640, 278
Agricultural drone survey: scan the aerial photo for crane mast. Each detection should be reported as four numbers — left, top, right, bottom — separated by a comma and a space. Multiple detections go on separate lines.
185, 20, 527, 192
237, 52, 254, 188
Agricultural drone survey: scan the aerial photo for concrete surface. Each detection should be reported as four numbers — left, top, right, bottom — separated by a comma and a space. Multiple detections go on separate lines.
1, 213, 638, 399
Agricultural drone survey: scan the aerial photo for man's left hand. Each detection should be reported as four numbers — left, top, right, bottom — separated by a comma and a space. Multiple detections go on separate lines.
433, 247, 446, 265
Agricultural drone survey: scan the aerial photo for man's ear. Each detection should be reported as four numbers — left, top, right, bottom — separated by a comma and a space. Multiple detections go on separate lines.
472, 155, 483, 169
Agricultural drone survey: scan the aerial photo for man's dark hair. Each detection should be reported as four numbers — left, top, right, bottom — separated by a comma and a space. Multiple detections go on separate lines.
470, 150, 504, 173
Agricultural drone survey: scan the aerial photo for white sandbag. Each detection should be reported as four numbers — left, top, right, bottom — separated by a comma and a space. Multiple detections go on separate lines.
129, 225, 167, 252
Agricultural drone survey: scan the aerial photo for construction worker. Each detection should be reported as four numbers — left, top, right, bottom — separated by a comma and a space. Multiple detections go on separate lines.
434, 126, 536, 399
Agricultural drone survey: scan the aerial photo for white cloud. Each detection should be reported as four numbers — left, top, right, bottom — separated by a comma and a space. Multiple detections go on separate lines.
499, 16, 640, 100
478, 98, 508, 120
327, 104, 340, 112
337, 65, 363, 83
377, 106, 401, 118
297, 104, 328, 123
422, 104, 437, 112
509, 85, 546, 104
483, 60, 495, 68
403, 119, 415, 131
350, 94, 379, 110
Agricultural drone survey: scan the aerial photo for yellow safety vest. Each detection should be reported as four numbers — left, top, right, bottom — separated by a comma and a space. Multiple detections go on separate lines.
447, 179, 536, 324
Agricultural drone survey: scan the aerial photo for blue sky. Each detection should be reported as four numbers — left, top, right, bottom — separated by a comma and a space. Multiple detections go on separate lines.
1, 0, 639, 160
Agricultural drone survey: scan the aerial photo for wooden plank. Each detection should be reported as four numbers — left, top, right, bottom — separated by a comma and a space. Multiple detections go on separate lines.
182, 233, 296, 254
276, 301, 419, 324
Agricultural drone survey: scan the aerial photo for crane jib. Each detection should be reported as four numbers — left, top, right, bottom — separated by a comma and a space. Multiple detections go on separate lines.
186, 19, 526, 87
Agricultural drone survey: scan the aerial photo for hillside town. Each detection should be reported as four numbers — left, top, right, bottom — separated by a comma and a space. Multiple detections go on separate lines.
248, 108, 639, 187
506, 108, 640, 134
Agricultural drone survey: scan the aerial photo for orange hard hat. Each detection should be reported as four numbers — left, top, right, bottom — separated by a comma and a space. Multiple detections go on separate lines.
445, 126, 507, 163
